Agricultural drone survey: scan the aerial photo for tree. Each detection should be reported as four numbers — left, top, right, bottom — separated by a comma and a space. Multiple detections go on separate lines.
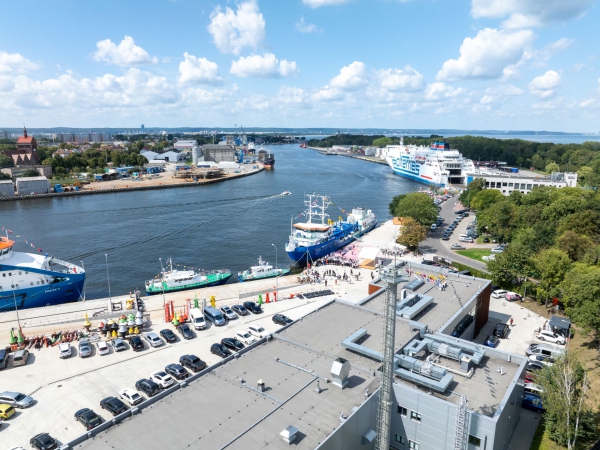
0, 173, 10, 180
532, 248, 571, 304
458, 177, 485, 207
469, 189, 504, 211
536, 353, 595, 449
372, 137, 393, 147
532, 154, 545, 170
396, 217, 426, 250
556, 230, 593, 261
577, 166, 594, 186
545, 161, 560, 173
388, 192, 438, 226
0, 154, 14, 168
20, 169, 40, 178
487, 240, 533, 285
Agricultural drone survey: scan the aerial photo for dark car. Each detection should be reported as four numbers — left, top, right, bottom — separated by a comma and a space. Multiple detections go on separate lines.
272, 314, 293, 326
30, 433, 58, 450
74, 408, 103, 430
441, 235, 450, 240
159, 329, 178, 343
135, 378, 161, 397
179, 354, 207, 373
484, 335, 500, 348
221, 337, 244, 352
165, 363, 189, 380
210, 343, 232, 358
522, 394, 544, 413
232, 304, 250, 316
100, 396, 129, 416
527, 361, 545, 372
483, 237, 490, 243
0, 346, 10, 369
494, 323, 509, 339
242, 301, 262, 314
127, 335, 145, 351
177, 324, 195, 340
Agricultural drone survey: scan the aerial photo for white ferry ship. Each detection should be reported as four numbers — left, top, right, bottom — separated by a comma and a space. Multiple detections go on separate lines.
385, 138, 475, 187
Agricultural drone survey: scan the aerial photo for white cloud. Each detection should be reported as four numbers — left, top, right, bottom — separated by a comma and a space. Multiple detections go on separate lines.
377, 66, 424, 92
92, 36, 157, 67
312, 86, 344, 102
424, 82, 464, 101
524, 37, 574, 67
529, 70, 560, 98
471, 0, 593, 29
437, 28, 533, 81
178, 52, 223, 85
230, 54, 299, 78
276, 86, 311, 108
302, 0, 351, 7
0, 51, 39, 74
296, 16, 321, 33
480, 84, 523, 104
330, 61, 368, 91
208, 1, 265, 55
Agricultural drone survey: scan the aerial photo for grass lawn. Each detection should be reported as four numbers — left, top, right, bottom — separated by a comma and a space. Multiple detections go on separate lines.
455, 248, 492, 262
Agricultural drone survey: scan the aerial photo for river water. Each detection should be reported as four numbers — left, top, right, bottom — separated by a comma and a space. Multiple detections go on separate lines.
0, 145, 418, 299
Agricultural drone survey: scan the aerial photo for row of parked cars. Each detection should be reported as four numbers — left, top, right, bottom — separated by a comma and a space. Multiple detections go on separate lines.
441, 211, 471, 241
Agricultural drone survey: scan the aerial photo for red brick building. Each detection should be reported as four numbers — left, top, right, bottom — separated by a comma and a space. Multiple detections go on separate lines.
3, 127, 39, 165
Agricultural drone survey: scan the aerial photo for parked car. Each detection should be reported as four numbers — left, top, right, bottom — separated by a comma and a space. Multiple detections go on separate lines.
441, 235, 450, 240
459, 236, 474, 243
505, 292, 522, 302
111, 338, 127, 352
30, 433, 58, 450
236, 330, 257, 345
527, 361, 545, 372
450, 244, 466, 250
179, 354, 206, 373
535, 330, 566, 345
210, 343, 232, 358
149, 371, 175, 389
159, 329, 178, 344
118, 388, 144, 406
144, 333, 164, 348
494, 323, 509, 339
248, 325, 269, 339
483, 237, 490, 243
0, 391, 34, 408
525, 373, 537, 384
128, 335, 145, 351
58, 343, 72, 359
484, 335, 500, 348
522, 394, 544, 413
78, 339, 92, 358
491, 289, 508, 299
100, 396, 128, 416
221, 337, 244, 352
165, 363, 189, 380
430, 224, 437, 231
0, 403, 15, 419
96, 341, 110, 356
529, 355, 555, 366
177, 324, 195, 340
135, 378, 160, 397
12, 349, 29, 366
220, 305, 238, 320
272, 314, 293, 326
242, 301, 262, 314
231, 304, 250, 316
74, 408, 103, 430
0, 346, 10, 369
491, 247, 504, 254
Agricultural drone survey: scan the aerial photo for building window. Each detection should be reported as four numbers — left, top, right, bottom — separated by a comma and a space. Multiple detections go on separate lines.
395, 434, 406, 444
409, 440, 420, 449
397, 406, 407, 416
520, 183, 526, 190
490, 182, 495, 188
508, 183, 513, 187
526, 184, 532, 190
410, 411, 421, 422
469, 435, 482, 447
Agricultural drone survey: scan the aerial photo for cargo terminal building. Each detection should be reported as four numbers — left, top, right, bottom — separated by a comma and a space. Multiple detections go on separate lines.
75, 263, 527, 450
467, 171, 577, 195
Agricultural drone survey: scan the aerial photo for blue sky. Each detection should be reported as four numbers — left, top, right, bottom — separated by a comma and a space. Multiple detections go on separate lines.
0, 0, 599, 131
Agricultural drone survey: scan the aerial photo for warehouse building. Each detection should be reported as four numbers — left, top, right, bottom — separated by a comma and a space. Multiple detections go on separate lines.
75, 263, 526, 450
467, 171, 578, 195
0, 180, 14, 197
202, 144, 236, 163
15, 176, 50, 195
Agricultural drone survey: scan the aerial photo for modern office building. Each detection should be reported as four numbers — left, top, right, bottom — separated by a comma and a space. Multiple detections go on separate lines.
74, 263, 526, 450
467, 171, 578, 195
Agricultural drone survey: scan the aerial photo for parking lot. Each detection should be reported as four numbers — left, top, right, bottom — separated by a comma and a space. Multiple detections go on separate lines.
0, 294, 337, 448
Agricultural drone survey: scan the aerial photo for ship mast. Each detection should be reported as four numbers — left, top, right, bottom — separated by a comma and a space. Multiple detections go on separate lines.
304, 193, 329, 225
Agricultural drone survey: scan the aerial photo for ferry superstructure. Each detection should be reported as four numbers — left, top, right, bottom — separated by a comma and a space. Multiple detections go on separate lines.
0, 236, 85, 311
285, 194, 376, 266
385, 138, 475, 186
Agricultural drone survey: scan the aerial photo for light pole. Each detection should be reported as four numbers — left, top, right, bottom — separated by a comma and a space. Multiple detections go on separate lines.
105, 254, 112, 302
271, 244, 279, 301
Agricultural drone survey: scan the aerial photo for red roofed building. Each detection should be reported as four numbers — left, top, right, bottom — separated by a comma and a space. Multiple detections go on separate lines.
4, 127, 39, 165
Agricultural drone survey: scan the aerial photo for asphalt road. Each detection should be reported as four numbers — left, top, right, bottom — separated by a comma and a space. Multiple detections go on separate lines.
421, 196, 489, 272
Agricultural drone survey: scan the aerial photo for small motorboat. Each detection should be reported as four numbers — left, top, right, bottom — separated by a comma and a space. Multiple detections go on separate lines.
281, 191, 291, 196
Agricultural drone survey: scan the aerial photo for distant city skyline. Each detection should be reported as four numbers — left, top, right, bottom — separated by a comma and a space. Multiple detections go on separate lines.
0, 0, 599, 131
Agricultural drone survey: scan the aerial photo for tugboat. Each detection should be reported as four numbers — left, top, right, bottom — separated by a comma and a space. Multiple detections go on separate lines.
285, 194, 377, 266
145, 259, 231, 294
238, 256, 291, 282
0, 236, 86, 311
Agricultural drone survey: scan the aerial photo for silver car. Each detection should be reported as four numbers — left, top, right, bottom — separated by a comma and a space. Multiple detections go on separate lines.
144, 333, 164, 348
79, 338, 92, 358
220, 306, 238, 320
0, 391, 34, 408
111, 338, 127, 352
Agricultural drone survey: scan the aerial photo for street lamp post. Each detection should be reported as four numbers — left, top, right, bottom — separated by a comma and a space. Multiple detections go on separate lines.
271, 244, 279, 301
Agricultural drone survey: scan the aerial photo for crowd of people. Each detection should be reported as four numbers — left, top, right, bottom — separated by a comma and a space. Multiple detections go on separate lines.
380, 244, 408, 258
310, 251, 359, 269
297, 266, 362, 285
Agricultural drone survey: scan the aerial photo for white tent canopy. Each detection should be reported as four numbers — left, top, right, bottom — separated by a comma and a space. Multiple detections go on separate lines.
358, 246, 381, 261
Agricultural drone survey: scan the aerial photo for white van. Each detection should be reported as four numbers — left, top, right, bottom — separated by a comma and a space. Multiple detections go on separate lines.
204, 306, 226, 326
190, 308, 206, 330
526, 343, 565, 359
524, 383, 543, 395
459, 236, 474, 243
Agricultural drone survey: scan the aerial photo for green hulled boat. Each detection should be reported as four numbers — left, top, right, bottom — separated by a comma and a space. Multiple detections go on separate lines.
238, 256, 291, 282
145, 259, 232, 294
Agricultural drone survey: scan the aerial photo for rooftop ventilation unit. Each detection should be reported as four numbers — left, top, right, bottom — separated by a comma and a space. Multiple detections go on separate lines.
280, 426, 299, 445
404, 278, 424, 291
331, 357, 351, 389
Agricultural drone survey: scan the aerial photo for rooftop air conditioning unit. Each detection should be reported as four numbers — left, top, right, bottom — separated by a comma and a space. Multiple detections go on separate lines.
280, 426, 299, 445
331, 357, 351, 389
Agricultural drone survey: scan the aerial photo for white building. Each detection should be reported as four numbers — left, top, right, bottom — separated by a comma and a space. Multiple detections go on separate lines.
174, 140, 197, 150
467, 171, 578, 195
140, 150, 159, 161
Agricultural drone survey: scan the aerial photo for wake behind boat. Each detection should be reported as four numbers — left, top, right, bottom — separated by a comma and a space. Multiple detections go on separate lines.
285, 194, 376, 266
238, 256, 291, 282
145, 259, 232, 294
0, 236, 85, 311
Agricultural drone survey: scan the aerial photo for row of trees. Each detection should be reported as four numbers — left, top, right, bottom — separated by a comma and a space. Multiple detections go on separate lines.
388, 192, 438, 250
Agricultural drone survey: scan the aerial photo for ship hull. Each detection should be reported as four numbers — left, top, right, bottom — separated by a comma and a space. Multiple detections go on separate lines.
387, 156, 441, 186
146, 272, 232, 295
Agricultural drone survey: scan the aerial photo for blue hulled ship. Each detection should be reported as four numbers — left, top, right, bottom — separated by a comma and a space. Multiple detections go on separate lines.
285, 194, 377, 266
0, 236, 85, 311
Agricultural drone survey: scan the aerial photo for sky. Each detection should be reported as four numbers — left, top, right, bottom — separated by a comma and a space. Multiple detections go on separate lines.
0, 0, 599, 132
